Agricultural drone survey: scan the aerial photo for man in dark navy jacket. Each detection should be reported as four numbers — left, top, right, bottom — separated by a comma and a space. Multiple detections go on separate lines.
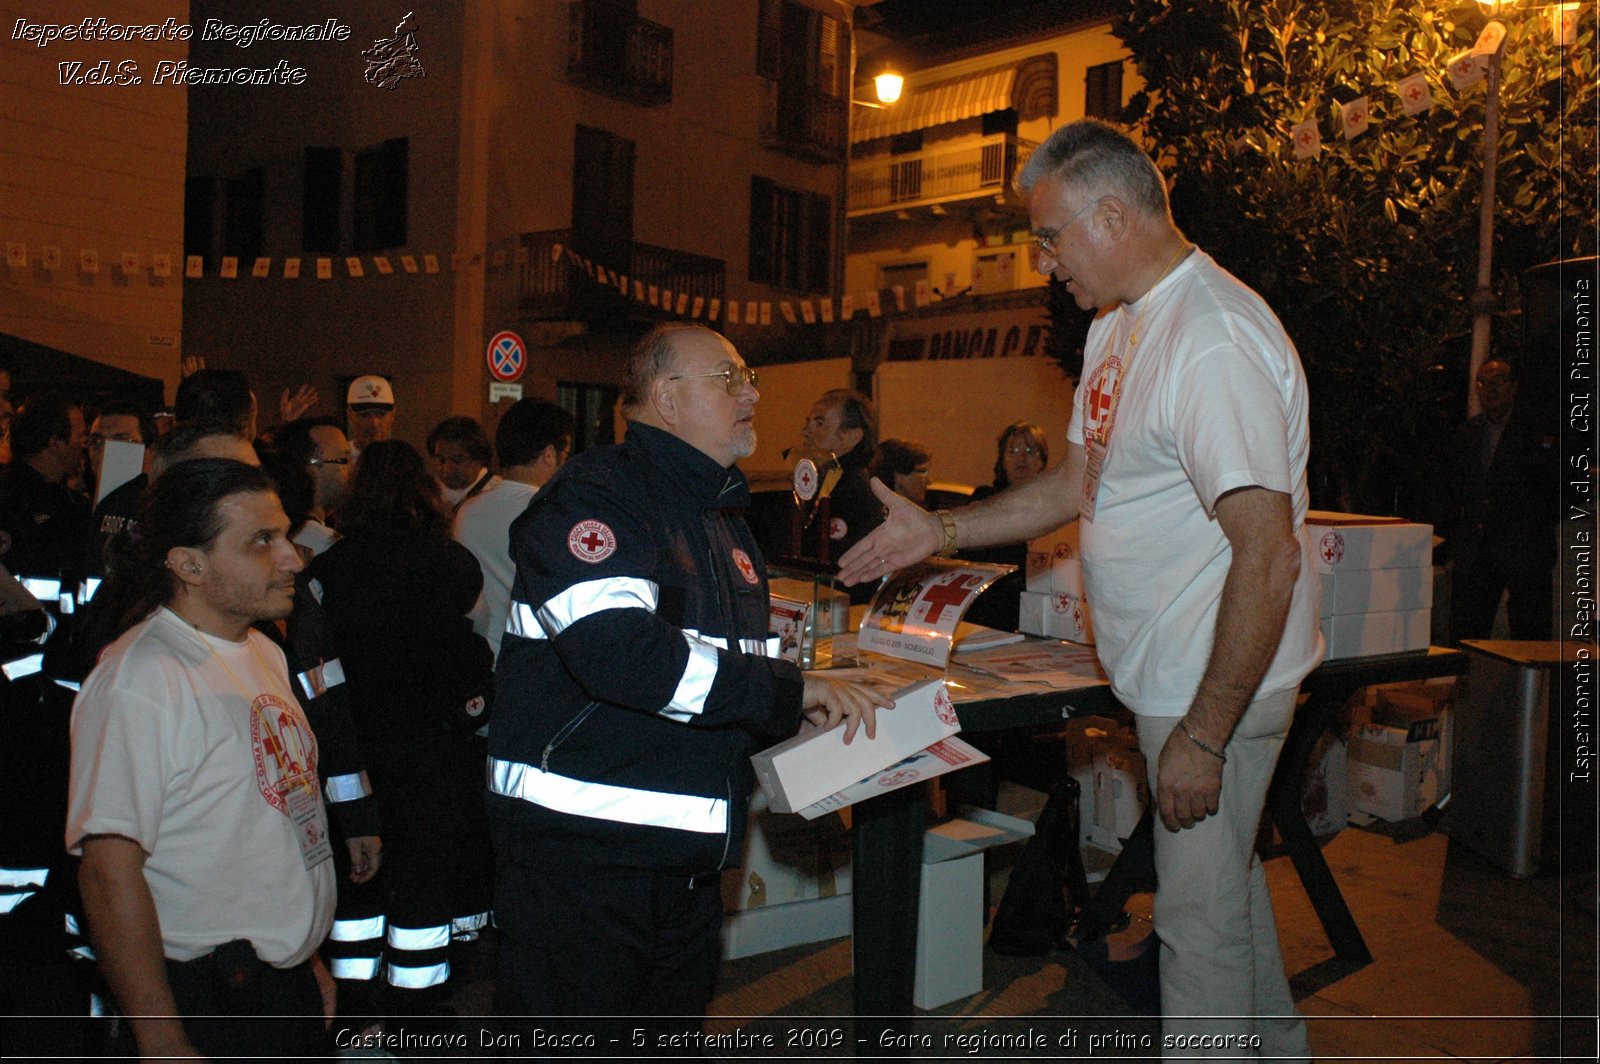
488, 324, 887, 1033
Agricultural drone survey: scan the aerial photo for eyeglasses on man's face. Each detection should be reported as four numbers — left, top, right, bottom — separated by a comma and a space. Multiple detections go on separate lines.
307, 454, 351, 468
1033, 198, 1100, 259
670, 365, 759, 395
1007, 444, 1042, 456
87, 433, 141, 450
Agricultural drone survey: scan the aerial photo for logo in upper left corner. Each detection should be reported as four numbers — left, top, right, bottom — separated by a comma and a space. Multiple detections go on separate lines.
363, 11, 427, 90
568, 520, 617, 564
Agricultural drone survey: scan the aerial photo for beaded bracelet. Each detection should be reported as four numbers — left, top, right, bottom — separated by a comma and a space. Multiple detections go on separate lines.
1179, 720, 1227, 762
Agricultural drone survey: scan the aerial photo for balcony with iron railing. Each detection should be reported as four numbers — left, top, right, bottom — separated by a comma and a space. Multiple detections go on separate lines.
760, 80, 847, 163
566, 1, 673, 106
519, 229, 725, 322
847, 133, 1037, 217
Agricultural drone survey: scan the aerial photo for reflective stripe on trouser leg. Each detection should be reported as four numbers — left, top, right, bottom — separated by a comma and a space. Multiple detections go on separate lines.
452, 911, 491, 941
325, 914, 386, 981
384, 922, 452, 989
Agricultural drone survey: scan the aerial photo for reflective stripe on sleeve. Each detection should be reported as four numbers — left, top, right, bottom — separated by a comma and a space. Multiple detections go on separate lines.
489, 757, 726, 835
663, 633, 720, 722
505, 601, 543, 640
324, 771, 371, 803
297, 658, 347, 700
535, 577, 659, 636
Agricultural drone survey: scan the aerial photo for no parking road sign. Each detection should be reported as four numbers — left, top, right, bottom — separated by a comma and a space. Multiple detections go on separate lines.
486, 330, 527, 382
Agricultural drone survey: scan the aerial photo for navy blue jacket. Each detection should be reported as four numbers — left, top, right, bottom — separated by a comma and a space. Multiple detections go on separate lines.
488, 421, 805, 876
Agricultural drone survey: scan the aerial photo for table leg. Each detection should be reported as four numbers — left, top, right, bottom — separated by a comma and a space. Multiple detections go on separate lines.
1267, 683, 1372, 964
852, 784, 925, 1046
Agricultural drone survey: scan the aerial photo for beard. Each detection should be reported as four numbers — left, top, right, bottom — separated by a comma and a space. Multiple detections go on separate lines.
730, 424, 757, 461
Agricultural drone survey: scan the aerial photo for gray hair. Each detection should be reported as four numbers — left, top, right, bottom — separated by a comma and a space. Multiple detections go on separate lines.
622, 323, 711, 412
1015, 119, 1170, 219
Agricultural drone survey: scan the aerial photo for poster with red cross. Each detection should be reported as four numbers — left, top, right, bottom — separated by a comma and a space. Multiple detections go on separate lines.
857, 558, 1014, 668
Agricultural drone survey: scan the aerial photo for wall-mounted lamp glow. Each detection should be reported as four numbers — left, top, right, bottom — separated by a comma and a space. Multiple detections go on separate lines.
853, 69, 904, 108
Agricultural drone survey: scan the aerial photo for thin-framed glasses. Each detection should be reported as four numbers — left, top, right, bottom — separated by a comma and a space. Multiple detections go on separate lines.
1034, 199, 1100, 259
669, 365, 759, 395
1007, 444, 1041, 456
88, 433, 141, 450
307, 455, 351, 468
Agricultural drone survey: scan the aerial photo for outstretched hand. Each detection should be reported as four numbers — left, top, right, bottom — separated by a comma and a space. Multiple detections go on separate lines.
834, 477, 943, 586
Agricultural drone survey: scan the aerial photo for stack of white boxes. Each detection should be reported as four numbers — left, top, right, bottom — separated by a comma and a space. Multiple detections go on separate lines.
1307, 512, 1434, 660
1018, 521, 1095, 643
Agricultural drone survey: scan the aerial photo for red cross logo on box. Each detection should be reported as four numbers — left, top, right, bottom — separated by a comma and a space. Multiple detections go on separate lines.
568, 520, 617, 563
934, 686, 958, 726
1319, 531, 1345, 567
878, 769, 920, 788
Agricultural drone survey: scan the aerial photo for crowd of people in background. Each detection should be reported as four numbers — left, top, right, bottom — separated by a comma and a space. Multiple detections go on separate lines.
0, 150, 1564, 1053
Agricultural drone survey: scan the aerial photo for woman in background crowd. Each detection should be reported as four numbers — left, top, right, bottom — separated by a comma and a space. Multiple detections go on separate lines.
867, 438, 933, 508
308, 441, 493, 1020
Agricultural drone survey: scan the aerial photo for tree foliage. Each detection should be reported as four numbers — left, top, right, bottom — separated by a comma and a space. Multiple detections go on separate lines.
1113, 0, 1595, 512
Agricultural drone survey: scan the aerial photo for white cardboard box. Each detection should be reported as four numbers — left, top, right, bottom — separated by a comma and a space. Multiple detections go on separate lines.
1317, 566, 1434, 617
1024, 522, 1083, 595
1063, 717, 1125, 850
1018, 590, 1096, 644
1320, 608, 1430, 659
1302, 732, 1349, 837
751, 679, 961, 814
914, 809, 1035, 1009
723, 810, 851, 912
1347, 715, 1444, 821
720, 893, 852, 960
1090, 747, 1148, 852
1307, 512, 1433, 573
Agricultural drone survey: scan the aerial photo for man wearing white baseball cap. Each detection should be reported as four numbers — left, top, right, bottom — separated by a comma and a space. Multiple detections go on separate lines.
345, 375, 396, 465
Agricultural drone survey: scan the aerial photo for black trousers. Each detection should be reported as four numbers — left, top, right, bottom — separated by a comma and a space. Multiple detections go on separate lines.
494, 866, 723, 1044
108, 940, 327, 1059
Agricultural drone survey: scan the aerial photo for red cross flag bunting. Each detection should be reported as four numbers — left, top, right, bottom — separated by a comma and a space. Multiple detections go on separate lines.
487, 330, 527, 383
568, 520, 617, 564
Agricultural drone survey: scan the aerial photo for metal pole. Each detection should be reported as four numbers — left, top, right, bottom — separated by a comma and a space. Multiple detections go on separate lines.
1468, 47, 1503, 418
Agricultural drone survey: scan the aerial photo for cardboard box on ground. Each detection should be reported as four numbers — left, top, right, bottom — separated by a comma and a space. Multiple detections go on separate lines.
720, 808, 853, 961
913, 809, 1035, 1009
1061, 717, 1147, 855
720, 803, 1038, 1013
1342, 679, 1455, 823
